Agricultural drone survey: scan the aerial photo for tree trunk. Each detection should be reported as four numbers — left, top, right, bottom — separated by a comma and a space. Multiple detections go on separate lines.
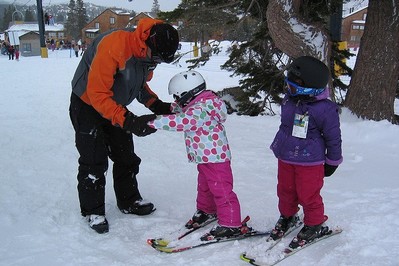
266, 0, 330, 62
344, 0, 399, 123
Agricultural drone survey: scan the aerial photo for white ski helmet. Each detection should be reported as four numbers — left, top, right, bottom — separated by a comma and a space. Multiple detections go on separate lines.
168, 70, 206, 106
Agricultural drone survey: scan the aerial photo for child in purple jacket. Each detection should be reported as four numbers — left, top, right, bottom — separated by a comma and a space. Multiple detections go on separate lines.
148, 70, 244, 238
269, 56, 343, 249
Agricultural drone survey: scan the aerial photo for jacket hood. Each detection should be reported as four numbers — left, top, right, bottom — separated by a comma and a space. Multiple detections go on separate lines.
130, 18, 164, 58
315, 87, 330, 100
185, 90, 216, 108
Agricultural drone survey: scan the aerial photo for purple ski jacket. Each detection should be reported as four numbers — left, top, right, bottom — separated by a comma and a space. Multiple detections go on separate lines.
270, 89, 343, 166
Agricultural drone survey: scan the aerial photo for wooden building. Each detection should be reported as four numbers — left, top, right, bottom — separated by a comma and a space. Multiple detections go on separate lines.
341, 6, 367, 48
81, 9, 131, 45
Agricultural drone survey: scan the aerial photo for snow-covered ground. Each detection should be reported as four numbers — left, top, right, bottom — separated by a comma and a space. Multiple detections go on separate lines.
1, 42, 398, 266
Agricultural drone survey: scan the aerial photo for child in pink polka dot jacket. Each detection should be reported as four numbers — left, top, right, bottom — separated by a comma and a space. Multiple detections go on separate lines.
148, 70, 243, 238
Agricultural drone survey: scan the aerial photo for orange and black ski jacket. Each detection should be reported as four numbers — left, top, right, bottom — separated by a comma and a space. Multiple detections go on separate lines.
71, 18, 164, 128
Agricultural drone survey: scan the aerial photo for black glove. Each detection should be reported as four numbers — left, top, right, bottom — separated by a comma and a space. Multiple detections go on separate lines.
123, 112, 157, 137
324, 164, 338, 177
149, 99, 173, 115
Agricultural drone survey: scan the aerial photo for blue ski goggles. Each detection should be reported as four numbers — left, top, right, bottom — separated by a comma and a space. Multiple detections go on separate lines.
285, 78, 325, 97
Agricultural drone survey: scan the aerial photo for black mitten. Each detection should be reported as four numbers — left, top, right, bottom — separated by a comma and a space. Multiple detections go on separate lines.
324, 164, 338, 177
123, 112, 157, 137
149, 99, 173, 115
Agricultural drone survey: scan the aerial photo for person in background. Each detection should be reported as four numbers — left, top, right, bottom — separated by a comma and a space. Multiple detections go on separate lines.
50, 38, 55, 51
269, 56, 343, 248
201, 41, 211, 58
73, 44, 79, 57
80, 41, 86, 56
69, 18, 179, 234
8, 45, 15, 60
15, 48, 20, 61
148, 70, 245, 239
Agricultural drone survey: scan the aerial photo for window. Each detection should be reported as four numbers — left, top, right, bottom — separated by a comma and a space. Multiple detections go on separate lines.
363, 14, 367, 20
359, 25, 365, 30
95, 22, 100, 29
350, 36, 361, 41
86, 32, 97, 38
22, 43, 31, 52
48, 32, 57, 39
110, 17, 115, 24
352, 25, 360, 30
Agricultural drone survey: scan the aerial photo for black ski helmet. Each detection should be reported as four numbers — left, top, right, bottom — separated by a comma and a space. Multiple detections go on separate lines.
287, 56, 330, 88
145, 23, 179, 63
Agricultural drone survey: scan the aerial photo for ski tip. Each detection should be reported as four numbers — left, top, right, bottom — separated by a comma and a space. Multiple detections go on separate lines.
284, 247, 294, 254
334, 226, 344, 232
147, 238, 170, 247
240, 253, 252, 262
328, 226, 344, 235
240, 252, 260, 265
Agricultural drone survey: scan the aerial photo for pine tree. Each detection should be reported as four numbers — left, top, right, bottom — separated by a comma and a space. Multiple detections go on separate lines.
76, 0, 87, 39
56, 14, 66, 23
65, 0, 77, 39
221, 0, 283, 115
151, 0, 160, 13
162, 0, 354, 115
24, 8, 36, 22
2, 5, 14, 31
65, 0, 87, 40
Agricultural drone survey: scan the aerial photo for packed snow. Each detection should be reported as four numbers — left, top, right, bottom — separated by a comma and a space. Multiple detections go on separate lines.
1, 42, 398, 266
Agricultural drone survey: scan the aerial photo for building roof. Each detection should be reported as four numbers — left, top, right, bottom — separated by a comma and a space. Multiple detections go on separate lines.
6, 23, 64, 32
109, 9, 131, 15
19, 31, 39, 37
343, 6, 368, 19
85, 28, 100, 33
352, 20, 366, 24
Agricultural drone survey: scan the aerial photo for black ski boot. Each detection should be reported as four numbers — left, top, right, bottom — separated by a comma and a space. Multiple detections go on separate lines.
269, 214, 300, 240
120, 199, 156, 216
289, 224, 330, 249
88, 214, 109, 234
210, 225, 241, 238
185, 210, 217, 229
200, 225, 241, 241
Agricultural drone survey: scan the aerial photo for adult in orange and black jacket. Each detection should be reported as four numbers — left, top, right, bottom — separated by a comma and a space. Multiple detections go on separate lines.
69, 18, 179, 234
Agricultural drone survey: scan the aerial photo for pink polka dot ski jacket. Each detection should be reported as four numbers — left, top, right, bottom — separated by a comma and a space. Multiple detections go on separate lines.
148, 90, 231, 164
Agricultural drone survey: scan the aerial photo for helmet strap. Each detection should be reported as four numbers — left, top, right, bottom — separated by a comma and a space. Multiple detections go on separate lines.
177, 82, 206, 106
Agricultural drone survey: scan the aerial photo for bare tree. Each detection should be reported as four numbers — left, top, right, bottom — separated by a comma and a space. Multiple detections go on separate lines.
344, 0, 399, 123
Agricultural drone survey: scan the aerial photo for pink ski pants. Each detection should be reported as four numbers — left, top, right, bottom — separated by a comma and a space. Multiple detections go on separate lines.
196, 161, 242, 227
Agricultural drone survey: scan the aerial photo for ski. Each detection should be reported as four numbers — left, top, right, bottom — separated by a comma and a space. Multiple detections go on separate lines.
147, 216, 271, 253
263, 214, 304, 252
148, 228, 270, 253
239, 214, 303, 265
240, 227, 343, 266
147, 215, 217, 247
